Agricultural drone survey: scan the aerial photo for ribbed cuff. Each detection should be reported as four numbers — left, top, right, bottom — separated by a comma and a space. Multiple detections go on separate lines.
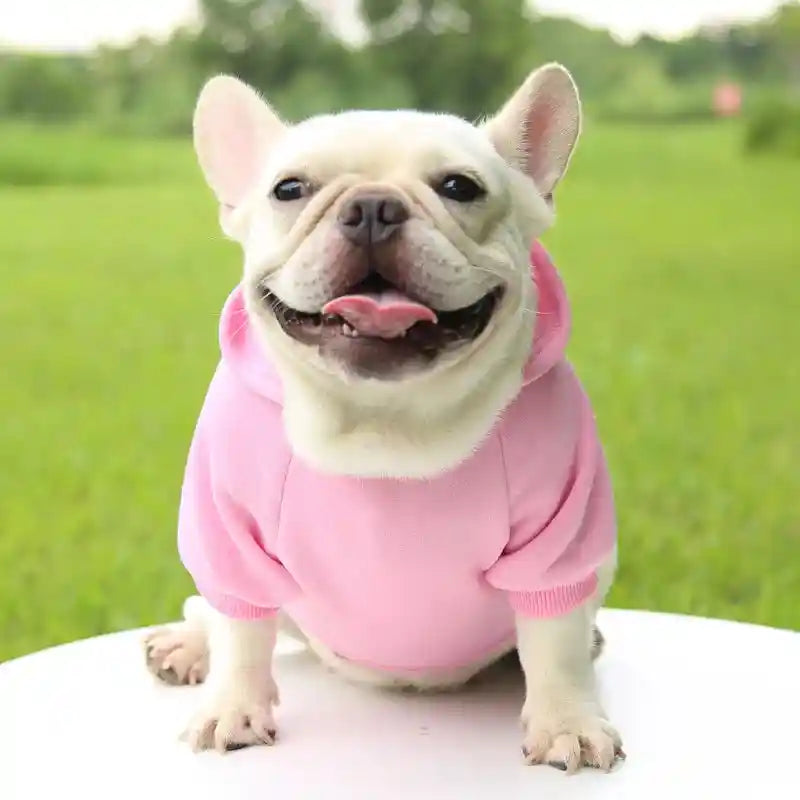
508, 573, 598, 617
200, 590, 279, 620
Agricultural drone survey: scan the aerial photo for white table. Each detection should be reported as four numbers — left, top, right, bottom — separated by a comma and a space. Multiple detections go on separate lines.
1, 609, 798, 799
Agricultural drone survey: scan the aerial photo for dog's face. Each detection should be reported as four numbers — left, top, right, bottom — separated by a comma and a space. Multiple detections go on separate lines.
193, 65, 581, 383
241, 112, 512, 381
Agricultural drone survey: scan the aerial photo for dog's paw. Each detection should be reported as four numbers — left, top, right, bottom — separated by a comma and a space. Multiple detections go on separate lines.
521, 711, 624, 774
143, 624, 209, 686
183, 681, 280, 753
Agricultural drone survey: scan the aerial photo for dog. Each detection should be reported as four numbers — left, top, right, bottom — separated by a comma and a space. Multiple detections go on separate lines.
144, 62, 623, 774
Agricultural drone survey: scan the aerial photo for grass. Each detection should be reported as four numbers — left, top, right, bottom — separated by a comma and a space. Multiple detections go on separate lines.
0, 123, 195, 186
1, 120, 798, 662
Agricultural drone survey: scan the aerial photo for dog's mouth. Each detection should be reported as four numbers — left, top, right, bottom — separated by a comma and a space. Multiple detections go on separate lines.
260, 273, 504, 377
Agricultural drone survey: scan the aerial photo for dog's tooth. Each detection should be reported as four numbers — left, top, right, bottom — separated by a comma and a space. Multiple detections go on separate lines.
342, 323, 358, 338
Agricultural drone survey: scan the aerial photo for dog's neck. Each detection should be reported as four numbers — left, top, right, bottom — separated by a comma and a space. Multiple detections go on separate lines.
267, 311, 534, 480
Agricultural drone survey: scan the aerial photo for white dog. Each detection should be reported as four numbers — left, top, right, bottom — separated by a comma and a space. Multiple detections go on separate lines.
144, 62, 623, 773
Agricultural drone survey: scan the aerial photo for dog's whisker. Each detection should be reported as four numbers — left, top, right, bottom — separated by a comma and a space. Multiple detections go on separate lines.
470, 264, 536, 316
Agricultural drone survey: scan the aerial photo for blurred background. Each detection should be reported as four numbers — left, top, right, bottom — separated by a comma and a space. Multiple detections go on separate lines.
1, 0, 798, 662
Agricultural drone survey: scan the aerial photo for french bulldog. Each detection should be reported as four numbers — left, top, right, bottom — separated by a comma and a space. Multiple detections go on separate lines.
144, 62, 623, 773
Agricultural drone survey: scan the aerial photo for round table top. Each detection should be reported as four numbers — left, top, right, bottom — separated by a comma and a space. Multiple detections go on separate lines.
1, 609, 798, 799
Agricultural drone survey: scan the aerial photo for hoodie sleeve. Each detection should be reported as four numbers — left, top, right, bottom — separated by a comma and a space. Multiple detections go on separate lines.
177, 366, 301, 620
485, 364, 616, 618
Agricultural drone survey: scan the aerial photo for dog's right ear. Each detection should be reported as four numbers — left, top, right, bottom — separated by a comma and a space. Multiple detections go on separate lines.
193, 75, 285, 235
483, 63, 581, 202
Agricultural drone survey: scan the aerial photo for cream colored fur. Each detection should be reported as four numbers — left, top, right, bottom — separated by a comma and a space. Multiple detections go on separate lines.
193, 68, 574, 478
148, 550, 618, 761
145, 64, 624, 769
517, 548, 620, 772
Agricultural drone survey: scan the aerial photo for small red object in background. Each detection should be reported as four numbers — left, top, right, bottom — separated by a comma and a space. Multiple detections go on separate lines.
713, 82, 743, 117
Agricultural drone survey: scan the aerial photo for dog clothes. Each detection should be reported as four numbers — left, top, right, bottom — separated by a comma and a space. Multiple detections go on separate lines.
178, 242, 616, 676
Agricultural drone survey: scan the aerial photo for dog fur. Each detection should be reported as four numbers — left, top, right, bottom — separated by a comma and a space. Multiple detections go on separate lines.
144, 63, 623, 773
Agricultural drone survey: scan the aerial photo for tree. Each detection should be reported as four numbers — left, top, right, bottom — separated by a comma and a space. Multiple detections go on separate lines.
0, 53, 93, 121
770, 1, 800, 94
358, 0, 538, 119
193, 0, 355, 117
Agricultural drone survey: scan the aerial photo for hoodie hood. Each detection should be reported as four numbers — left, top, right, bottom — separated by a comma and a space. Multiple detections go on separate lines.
521, 241, 571, 384
218, 240, 571, 403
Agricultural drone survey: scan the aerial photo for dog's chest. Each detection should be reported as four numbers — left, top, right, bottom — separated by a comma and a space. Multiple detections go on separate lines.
272, 436, 510, 586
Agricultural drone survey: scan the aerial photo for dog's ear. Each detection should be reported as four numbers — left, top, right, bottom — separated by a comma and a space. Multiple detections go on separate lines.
193, 75, 285, 233
483, 63, 581, 200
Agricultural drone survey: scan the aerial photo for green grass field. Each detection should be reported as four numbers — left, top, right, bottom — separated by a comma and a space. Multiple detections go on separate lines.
1, 121, 798, 662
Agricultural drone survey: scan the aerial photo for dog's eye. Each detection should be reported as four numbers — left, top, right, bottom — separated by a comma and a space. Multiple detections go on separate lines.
435, 174, 486, 203
272, 178, 307, 202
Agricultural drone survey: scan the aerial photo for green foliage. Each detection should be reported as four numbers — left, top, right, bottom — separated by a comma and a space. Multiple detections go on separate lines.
599, 60, 709, 121
0, 122, 799, 660
767, 1, 800, 92
2, 1, 800, 133
530, 16, 635, 102
0, 53, 94, 121
1, 2, 800, 659
745, 97, 800, 156
0, 124, 195, 186
358, 0, 537, 118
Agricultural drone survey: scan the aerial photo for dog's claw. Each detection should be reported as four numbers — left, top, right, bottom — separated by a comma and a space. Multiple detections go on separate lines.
548, 761, 568, 771
144, 625, 209, 686
157, 666, 181, 685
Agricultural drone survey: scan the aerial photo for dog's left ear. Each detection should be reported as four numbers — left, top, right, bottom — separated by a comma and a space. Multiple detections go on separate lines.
484, 63, 581, 200
193, 75, 286, 235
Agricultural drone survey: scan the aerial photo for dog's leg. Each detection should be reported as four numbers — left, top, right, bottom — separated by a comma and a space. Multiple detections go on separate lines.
516, 601, 623, 773
182, 609, 280, 752
144, 596, 279, 751
517, 551, 622, 773
587, 548, 617, 662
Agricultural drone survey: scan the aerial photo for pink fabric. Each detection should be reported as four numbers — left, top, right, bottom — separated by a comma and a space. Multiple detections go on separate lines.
178, 243, 616, 676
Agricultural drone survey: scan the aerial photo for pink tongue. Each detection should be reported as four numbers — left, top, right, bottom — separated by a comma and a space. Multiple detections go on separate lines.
322, 291, 437, 338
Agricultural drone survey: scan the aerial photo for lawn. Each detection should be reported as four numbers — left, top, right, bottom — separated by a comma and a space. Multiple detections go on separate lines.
1, 121, 798, 662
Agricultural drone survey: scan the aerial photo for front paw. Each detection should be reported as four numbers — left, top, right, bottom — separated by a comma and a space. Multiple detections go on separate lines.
521, 708, 624, 773
183, 680, 280, 753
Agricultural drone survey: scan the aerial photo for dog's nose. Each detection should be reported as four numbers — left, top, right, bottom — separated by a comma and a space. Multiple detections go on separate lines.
337, 193, 409, 246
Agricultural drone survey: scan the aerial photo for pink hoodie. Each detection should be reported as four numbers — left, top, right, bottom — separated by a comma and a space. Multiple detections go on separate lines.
178, 243, 616, 676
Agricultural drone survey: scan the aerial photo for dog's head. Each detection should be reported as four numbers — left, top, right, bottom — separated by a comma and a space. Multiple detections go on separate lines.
193, 64, 580, 384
